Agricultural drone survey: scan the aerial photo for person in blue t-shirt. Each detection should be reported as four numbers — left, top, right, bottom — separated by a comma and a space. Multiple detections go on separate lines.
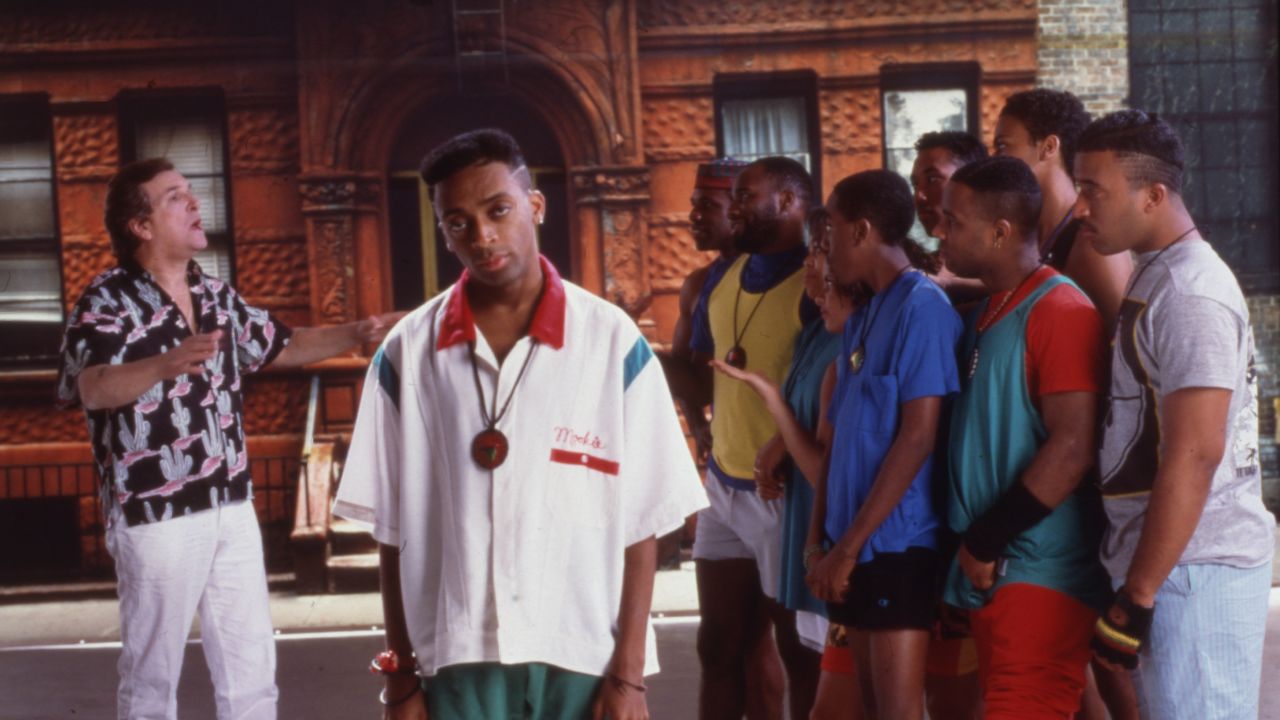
807, 169, 962, 720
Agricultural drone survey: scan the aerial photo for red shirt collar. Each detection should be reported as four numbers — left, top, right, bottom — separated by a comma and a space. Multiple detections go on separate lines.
437, 255, 566, 351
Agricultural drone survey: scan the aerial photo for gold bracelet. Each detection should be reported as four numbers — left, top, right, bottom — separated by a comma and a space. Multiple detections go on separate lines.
803, 544, 823, 571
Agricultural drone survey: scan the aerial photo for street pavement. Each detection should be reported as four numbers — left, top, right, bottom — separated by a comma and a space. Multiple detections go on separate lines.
2, 559, 1280, 719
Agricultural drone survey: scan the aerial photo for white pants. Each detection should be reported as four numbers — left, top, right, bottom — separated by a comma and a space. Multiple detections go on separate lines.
106, 500, 278, 720
691, 472, 783, 598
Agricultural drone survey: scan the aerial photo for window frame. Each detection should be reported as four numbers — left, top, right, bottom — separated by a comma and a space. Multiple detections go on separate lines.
117, 89, 237, 284
878, 62, 982, 172
713, 70, 823, 191
0, 92, 65, 368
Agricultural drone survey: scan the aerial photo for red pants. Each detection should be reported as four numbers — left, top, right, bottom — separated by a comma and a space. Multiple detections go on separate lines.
969, 583, 1097, 719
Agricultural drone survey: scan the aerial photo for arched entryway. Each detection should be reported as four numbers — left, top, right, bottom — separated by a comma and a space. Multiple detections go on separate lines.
384, 92, 572, 311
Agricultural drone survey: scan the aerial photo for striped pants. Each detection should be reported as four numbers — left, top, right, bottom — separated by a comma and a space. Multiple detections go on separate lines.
1123, 562, 1271, 720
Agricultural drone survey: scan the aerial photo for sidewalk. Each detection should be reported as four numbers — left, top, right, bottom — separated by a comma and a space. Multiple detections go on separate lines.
0, 561, 702, 649
3, 528, 1278, 650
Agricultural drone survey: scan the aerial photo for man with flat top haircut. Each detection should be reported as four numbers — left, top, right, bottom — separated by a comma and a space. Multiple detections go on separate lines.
333, 129, 707, 720
57, 158, 400, 719
995, 88, 1132, 332
690, 156, 821, 720
1074, 110, 1275, 720
937, 156, 1111, 718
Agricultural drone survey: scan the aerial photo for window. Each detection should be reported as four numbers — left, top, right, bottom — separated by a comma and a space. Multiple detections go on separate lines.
1129, 0, 1278, 292
120, 94, 234, 281
0, 95, 62, 366
880, 64, 980, 247
715, 72, 821, 188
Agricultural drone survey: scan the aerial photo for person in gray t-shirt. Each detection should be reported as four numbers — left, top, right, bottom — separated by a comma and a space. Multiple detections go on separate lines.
1073, 110, 1275, 720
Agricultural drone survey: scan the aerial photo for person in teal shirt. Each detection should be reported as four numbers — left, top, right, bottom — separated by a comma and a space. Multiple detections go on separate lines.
936, 156, 1110, 717
711, 207, 864, 717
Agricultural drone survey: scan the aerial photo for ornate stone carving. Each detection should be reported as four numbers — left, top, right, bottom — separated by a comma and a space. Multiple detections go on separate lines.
572, 166, 652, 204
234, 239, 310, 304
642, 96, 715, 162
572, 166, 653, 315
299, 176, 380, 213
53, 114, 118, 182
647, 215, 711, 293
602, 206, 651, 316
243, 377, 309, 436
819, 89, 882, 155
0, 3, 290, 44
308, 216, 355, 326
60, 239, 116, 311
229, 108, 300, 175
638, 0, 1036, 28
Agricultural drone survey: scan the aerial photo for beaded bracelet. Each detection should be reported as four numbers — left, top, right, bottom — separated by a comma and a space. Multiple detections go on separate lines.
379, 684, 421, 707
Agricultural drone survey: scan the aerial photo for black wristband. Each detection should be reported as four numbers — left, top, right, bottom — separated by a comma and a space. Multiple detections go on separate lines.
1092, 586, 1154, 670
961, 481, 1053, 563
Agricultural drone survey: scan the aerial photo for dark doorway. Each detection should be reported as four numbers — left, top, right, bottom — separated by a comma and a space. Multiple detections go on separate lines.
386, 93, 571, 311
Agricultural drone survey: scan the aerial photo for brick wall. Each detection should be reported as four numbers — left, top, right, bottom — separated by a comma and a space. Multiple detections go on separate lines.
1037, 0, 1128, 115
1249, 295, 1280, 514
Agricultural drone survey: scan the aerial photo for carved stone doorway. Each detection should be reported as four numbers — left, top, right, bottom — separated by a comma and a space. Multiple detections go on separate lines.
385, 93, 571, 310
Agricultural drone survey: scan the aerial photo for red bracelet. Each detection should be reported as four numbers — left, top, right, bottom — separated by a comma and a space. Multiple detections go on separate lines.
370, 649, 416, 676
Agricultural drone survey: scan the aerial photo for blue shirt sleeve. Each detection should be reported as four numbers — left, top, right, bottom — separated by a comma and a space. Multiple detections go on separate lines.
689, 260, 730, 356
893, 289, 962, 403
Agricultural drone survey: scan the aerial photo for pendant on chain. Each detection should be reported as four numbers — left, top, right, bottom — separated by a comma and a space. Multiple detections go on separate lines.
471, 428, 510, 470
725, 345, 748, 369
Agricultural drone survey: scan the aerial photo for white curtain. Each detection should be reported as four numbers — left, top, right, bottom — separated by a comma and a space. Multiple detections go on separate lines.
721, 96, 811, 170
0, 136, 60, 322
137, 118, 232, 280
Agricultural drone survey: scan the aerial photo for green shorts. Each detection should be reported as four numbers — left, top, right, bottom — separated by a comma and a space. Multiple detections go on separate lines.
420, 662, 603, 720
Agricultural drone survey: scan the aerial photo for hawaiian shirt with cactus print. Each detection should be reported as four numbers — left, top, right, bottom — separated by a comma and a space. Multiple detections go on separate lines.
56, 261, 292, 527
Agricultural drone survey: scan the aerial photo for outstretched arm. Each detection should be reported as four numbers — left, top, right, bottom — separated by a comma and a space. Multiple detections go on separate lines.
270, 312, 404, 368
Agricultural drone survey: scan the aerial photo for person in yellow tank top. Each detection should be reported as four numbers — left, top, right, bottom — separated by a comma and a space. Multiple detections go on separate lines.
689, 157, 822, 720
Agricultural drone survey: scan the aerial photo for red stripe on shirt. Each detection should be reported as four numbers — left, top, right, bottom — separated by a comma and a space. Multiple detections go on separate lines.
549, 448, 620, 475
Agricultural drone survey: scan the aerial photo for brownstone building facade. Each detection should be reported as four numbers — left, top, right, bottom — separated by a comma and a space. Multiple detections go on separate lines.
0, 0, 1274, 582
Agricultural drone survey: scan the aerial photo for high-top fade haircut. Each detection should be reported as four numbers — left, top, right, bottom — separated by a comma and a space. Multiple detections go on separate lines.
831, 169, 940, 273
1000, 88, 1091, 176
915, 131, 988, 167
1077, 109, 1185, 194
751, 156, 815, 208
104, 157, 175, 263
419, 128, 531, 195
949, 155, 1044, 240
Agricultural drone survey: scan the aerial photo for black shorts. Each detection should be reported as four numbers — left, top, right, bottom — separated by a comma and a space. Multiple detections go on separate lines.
826, 547, 939, 631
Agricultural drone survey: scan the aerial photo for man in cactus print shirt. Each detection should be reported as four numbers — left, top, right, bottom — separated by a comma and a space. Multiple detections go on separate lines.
57, 158, 399, 720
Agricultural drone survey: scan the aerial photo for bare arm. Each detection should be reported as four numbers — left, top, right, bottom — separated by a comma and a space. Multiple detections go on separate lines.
710, 359, 836, 488
1065, 239, 1132, 335
78, 332, 219, 410
379, 543, 428, 719
958, 390, 1098, 588
1124, 387, 1231, 607
593, 536, 657, 720
809, 396, 940, 601
270, 312, 403, 369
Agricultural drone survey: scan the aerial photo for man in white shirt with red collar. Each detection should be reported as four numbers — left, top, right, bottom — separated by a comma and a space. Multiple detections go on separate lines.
334, 128, 707, 720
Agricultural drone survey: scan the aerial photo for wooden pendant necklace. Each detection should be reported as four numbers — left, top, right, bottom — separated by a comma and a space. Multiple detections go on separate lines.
468, 340, 538, 470
849, 265, 913, 373
725, 276, 770, 370
967, 264, 1043, 381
